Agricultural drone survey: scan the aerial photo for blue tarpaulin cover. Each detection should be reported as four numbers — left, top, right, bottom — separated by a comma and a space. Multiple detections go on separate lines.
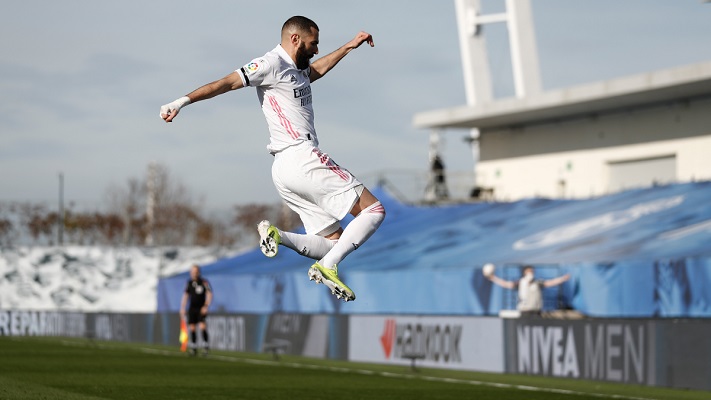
158, 181, 711, 317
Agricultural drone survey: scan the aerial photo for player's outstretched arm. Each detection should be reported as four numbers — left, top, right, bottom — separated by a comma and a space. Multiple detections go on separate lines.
543, 273, 570, 288
309, 31, 374, 83
160, 71, 245, 122
488, 274, 516, 289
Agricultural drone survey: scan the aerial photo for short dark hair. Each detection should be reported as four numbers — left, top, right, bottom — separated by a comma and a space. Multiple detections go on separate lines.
282, 16, 319, 36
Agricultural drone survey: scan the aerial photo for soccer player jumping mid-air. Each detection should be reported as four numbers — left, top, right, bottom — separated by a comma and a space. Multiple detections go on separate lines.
160, 16, 385, 302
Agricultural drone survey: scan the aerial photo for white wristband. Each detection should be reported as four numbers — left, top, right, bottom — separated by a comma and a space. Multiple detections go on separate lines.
175, 96, 191, 108
159, 96, 191, 118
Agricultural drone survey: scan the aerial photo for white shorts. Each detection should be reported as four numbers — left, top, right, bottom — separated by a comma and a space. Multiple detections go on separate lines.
272, 142, 363, 235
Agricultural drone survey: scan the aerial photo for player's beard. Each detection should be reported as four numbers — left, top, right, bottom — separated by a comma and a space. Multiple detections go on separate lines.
295, 43, 312, 70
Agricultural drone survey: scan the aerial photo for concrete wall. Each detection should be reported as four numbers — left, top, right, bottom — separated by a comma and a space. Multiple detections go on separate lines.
477, 96, 711, 200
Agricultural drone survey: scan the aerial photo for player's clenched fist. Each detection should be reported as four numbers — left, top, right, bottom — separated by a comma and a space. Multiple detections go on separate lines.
159, 96, 191, 122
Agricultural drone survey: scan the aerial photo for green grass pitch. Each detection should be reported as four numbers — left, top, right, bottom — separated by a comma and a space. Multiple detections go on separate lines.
0, 337, 708, 400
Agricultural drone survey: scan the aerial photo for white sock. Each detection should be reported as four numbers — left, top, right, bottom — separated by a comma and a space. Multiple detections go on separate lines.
279, 230, 337, 260
320, 201, 385, 269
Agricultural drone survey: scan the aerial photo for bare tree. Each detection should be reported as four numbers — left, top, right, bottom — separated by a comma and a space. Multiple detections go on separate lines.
1, 162, 300, 248
232, 202, 301, 242
0, 203, 17, 246
209, 218, 241, 248
233, 203, 272, 240
149, 164, 205, 246
17, 203, 56, 245
95, 212, 124, 245
64, 207, 117, 246
105, 163, 206, 246
106, 178, 145, 245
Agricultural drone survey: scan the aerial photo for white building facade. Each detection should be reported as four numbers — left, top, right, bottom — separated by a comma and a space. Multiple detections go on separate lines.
475, 95, 711, 201
414, 0, 711, 201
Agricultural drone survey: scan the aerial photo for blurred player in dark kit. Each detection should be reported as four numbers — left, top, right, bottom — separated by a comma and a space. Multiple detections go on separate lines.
180, 265, 213, 356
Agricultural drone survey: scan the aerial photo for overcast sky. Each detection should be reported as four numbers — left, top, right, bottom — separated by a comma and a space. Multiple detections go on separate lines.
2, 0, 711, 213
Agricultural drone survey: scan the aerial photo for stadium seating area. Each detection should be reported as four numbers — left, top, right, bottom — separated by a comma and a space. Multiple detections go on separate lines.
158, 181, 711, 317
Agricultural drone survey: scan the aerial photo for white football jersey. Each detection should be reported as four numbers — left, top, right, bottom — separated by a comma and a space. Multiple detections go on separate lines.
238, 45, 317, 153
517, 277, 544, 312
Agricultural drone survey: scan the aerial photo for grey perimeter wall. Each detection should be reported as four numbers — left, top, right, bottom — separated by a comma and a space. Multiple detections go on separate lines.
1, 309, 710, 392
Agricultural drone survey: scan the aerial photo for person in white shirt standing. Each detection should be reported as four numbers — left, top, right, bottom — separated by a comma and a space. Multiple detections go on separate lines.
485, 265, 570, 315
160, 16, 385, 302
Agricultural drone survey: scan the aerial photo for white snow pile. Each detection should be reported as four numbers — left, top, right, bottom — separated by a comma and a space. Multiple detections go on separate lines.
0, 246, 244, 312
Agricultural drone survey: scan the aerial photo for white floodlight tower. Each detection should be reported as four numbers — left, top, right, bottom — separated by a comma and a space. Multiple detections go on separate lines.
441, 0, 541, 194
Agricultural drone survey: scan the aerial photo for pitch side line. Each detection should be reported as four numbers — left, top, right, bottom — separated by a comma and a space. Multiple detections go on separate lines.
57, 341, 654, 400
132, 345, 655, 400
